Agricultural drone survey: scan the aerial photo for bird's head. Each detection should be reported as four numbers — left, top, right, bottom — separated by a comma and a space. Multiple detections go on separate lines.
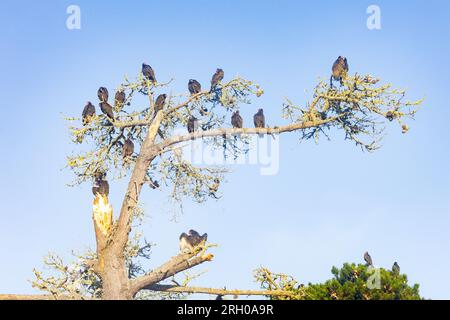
188, 229, 200, 237
258, 108, 264, 114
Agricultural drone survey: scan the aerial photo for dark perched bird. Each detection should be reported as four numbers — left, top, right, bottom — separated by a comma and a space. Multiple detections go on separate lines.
142, 63, 156, 82
189, 229, 208, 246
115, 90, 126, 108
364, 251, 373, 266
155, 94, 167, 113
392, 262, 400, 274
187, 116, 199, 133
82, 102, 96, 125
97, 87, 109, 102
210, 68, 224, 91
100, 102, 114, 121
122, 138, 134, 160
92, 177, 109, 197
179, 230, 207, 252
231, 111, 243, 128
254, 109, 265, 137
188, 79, 201, 95
330, 56, 349, 87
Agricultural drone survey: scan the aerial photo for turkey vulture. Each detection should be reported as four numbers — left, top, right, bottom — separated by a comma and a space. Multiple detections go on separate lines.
179, 230, 208, 252
254, 108, 265, 138
188, 229, 208, 246
188, 79, 201, 95
364, 251, 373, 266
231, 111, 243, 128
82, 102, 96, 125
92, 178, 109, 197
100, 102, 114, 121
155, 94, 167, 113
187, 116, 199, 133
122, 138, 134, 159
330, 56, 349, 87
392, 262, 400, 274
142, 63, 156, 83
210, 68, 224, 91
115, 90, 126, 108
97, 87, 109, 102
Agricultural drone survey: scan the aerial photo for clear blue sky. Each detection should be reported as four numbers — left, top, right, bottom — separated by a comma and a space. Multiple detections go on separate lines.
1, 0, 449, 299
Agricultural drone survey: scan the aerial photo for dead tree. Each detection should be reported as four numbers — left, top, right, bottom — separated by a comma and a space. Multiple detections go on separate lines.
0, 65, 422, 300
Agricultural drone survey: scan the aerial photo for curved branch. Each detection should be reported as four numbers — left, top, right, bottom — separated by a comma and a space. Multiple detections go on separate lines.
155, 114, 346, 152
147, 284, 294, 298
130, 250, 214, 296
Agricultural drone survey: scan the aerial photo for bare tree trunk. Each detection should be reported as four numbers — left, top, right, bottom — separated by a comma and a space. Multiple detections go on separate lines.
100, 247, 131, 300
95, 111, 163, 300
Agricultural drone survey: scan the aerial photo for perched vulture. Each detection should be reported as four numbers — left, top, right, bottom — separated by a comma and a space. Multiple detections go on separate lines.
179, 230, 208, 252
188, 79, 201, 95
82, 102, 96, 125
187, 116, 199, 133
92, 178, 109, 197
155, 94, 167, 113
189, 229, 208, 246
100, 102, 114, 121
122, 138, 134, 159
330, 56, 349, 87
97, 87, 109, 102
364, 251, 373, 266
231, 111, 243, 128
210, 68, 224, 91
253, 108, 265, 129
115, 90, 126, 108
392, 262, 400, 274
142, 63, 156, 82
